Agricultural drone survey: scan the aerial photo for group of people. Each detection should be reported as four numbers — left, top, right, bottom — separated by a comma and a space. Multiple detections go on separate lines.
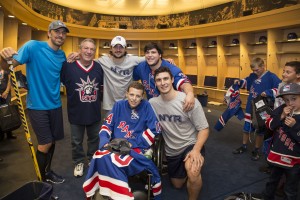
0, 20, 208, 200
231, 59, 300, 200
0, 19, 299, 200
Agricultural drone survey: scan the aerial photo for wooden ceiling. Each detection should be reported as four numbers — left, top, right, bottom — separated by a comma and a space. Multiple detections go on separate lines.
48, 0, 234, 16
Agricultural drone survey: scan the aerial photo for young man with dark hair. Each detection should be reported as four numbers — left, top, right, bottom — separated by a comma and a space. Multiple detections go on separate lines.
149, 67, 209, 200
133, 42, 195, 112
0, 20, 69, 184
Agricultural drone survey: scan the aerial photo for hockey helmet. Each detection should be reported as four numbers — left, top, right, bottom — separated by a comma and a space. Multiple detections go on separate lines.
210, 40, 217, 45
259, 36, 267, 43
287, 32, 298, 40
232, 38, 239, 45
169, 43, 175, 47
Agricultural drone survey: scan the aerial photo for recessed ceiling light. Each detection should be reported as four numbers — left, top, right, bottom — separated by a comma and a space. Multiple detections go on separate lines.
8, 15, 15, 18
22, 22, 27, 25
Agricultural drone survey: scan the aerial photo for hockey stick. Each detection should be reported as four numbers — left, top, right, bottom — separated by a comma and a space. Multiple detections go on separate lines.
8, 62, 42, 181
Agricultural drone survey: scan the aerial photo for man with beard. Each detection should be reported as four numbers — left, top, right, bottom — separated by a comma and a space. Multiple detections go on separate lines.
133, 42, 195, 112
0, 20, 69, 184
96, 36, 145, 113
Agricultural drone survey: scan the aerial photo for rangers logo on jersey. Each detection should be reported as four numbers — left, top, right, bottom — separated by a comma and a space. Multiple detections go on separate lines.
76, 76, 99, 103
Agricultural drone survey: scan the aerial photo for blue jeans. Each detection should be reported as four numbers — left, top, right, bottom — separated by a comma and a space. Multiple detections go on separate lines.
70, 121, 101, 164
263, 164, 300, 200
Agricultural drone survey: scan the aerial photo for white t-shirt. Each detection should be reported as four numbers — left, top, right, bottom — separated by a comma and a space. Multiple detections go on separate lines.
96, 55, 144, 111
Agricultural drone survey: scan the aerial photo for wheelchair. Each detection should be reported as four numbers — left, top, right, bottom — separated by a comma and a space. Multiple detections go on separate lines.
130, 134, 165, 200
91, 134, 165, 200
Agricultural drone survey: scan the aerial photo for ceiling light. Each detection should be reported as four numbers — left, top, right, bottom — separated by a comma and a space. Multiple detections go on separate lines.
22, 22, 27, 25
8, 15, 15, 18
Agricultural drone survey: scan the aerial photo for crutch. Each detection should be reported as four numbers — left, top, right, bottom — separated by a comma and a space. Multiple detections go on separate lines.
8, 62, 42, 181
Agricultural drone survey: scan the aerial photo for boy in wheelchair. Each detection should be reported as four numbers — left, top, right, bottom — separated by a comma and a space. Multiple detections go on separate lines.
83, 81, 161, 200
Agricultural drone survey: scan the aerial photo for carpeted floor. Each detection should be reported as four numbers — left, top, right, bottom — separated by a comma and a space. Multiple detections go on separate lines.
0, 96, 296, 200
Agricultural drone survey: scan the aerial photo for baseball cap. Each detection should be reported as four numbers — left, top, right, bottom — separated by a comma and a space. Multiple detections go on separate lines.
277, 83, 300, 98
48, 20, 69, 33
111, 36, 126, 48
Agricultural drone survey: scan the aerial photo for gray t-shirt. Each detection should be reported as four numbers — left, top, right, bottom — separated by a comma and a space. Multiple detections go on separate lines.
96, 55, 144, 111
149, 92, 209, 156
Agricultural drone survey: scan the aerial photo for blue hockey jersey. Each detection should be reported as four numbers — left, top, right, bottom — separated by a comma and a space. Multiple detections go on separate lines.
83, 99, 161, 199
99, 99, 159, 150
239, 71, 281, 133
214, 84, 244, 131
133, 60, 190, 99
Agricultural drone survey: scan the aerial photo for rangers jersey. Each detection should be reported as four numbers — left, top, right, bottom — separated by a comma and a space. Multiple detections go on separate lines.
239, 71, 281, 133
215, 84, 244, 131
83, 149, 162, 200
265, 105, 300, 168
133, 60, 190, 99
83, 99, 161, 199
61, 60, 103, 125
99, 99, 159, 150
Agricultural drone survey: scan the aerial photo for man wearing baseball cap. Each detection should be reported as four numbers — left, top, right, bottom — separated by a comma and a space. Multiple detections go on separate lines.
0, 20, 69, 184
110, 35, 126, 48
48, 20, 70, 33
252, 82, 300, 200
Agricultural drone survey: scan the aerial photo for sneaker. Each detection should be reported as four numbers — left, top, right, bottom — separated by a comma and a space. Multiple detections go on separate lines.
45, 170, 65, 184
74, 163, 84, 177
251, 150, 260, 161
232, 146, 247, 154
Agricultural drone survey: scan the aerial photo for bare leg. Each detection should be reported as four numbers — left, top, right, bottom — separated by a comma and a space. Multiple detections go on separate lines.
242, 132, 248, 145
255, 134, 264, 149
185, 156, 203, 200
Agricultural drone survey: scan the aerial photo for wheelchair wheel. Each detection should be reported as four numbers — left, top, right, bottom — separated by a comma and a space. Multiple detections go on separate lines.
153, 134, 165, 175
133, 190, 148, 200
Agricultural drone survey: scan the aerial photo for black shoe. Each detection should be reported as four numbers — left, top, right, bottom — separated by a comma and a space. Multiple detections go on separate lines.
0, 132, 4, 141
232, 146, 247, 154
251, 150, 260, 161
251, 193, 264, 200
45, 171, 65, 184
7, 132, 17, 139
259, 165, 271, 174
